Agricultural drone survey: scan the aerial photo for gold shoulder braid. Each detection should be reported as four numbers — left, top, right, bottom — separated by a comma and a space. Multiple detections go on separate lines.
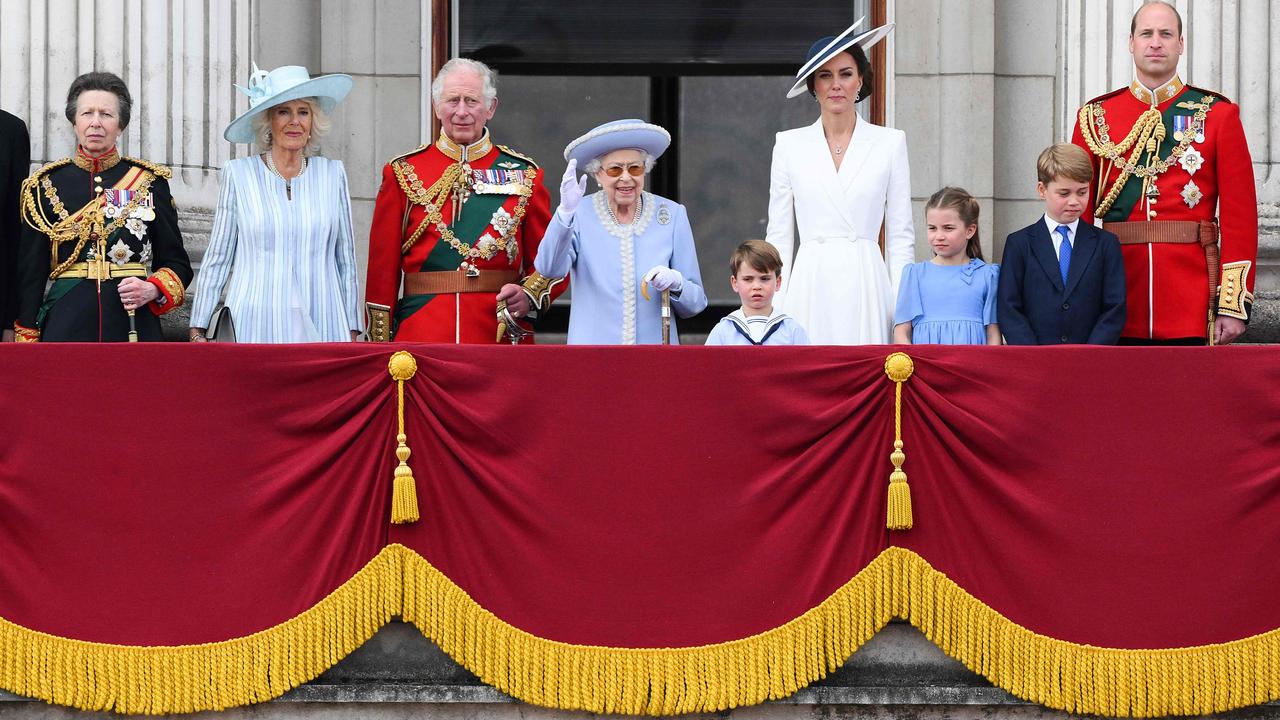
124, 157, 172, 179
1077, 97, 1213, 217
392, 160, 538, 262
498, 145, 540, 169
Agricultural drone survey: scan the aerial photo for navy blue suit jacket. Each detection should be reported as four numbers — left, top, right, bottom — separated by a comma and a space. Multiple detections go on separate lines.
997, 219, 1126, 345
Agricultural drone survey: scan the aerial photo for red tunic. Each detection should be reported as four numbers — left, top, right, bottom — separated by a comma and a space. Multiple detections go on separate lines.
365, 132, 552, 343
1071, 78, 1257, 340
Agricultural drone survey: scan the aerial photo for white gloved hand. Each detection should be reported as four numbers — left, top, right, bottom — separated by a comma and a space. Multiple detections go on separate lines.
643, 266, 683, 294
556, 158, 588, 223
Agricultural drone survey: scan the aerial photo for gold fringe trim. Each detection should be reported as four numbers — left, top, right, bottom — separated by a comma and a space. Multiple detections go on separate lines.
398, 544, 892, 716
0, 546, 402, 715
882, 547, 1280, 718
4, 545, 1280, 716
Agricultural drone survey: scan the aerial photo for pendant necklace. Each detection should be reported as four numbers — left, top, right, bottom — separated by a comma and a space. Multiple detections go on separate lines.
265, 152, 308, 200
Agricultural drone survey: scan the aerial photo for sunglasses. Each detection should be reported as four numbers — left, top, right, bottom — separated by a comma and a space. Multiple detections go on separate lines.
603, 163, 645, 178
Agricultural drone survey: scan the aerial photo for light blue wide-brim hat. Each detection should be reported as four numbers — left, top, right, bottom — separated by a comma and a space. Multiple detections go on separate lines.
223, 63, 353, 144
785, 18, 895, 99
564, 119, 672, 169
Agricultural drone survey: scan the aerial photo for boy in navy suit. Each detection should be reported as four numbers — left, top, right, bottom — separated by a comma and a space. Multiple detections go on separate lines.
998, 143, 1126, 344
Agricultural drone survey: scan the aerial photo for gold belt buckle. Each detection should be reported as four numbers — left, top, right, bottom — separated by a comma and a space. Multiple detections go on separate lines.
88, 258, 110, 281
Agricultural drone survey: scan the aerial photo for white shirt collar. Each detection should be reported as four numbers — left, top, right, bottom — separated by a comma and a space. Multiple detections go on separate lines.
1043, 215, 1079, 245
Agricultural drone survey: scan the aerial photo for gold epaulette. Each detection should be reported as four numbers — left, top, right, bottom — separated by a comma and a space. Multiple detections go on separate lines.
498, 145, 540, 169
1084, 87, 1127, 107
387, 144, 428, 166
25, 158, 71, 187
124, 157, 172, 179
1185, 84, 1232, 105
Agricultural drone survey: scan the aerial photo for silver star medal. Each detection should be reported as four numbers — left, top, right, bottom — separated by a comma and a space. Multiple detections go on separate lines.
1179, 147, 1204, 175
1181, 180, 1203, 209
108, 238, 133, 265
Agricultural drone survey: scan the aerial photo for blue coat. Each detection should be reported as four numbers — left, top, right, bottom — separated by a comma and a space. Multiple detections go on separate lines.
997, 219, 1126, 345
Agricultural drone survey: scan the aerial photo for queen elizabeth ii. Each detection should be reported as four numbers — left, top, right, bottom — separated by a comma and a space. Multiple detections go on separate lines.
534, 119, 706, 344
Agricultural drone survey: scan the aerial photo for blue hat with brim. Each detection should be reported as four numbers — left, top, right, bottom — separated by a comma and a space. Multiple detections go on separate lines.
563, 119, 672, 169
785, 19, 895, 99
224, 63, 353, 144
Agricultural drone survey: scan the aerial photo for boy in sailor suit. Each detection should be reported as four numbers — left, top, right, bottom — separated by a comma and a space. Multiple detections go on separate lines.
706, 240, 809, 346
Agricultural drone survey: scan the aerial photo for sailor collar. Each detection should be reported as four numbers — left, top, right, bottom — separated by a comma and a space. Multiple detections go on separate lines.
435, 129, 493, 162
1129, 75, 1184, 106
73, 145, 121, 173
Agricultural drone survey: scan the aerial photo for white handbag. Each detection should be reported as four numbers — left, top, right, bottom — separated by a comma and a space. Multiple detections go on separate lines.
207, 306, 236, 342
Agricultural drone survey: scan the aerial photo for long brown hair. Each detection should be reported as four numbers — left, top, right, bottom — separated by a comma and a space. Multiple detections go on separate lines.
925, 186, 982, 261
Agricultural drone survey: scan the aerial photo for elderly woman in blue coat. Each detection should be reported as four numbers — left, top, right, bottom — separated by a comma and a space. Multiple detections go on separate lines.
534, 120, 706, 344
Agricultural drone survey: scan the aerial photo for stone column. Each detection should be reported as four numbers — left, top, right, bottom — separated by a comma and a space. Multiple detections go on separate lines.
992, 0, 1060, 260
894, 0, 997, 261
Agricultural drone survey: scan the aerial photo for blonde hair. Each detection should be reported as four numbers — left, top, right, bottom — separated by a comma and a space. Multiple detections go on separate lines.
1037, 143, 1093, 185
251, 97, 330, 156
925, 187, 983, 261
730, 240, 783, 276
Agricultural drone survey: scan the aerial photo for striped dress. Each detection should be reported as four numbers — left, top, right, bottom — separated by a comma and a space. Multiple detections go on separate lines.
190, 155, 362, 342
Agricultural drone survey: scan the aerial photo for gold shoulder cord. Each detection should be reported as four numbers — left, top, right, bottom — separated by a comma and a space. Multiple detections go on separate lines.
22, 166, 157, 279
123, 157, 172, 179
392, 159, 464, 254
1077, 98, 1214, 217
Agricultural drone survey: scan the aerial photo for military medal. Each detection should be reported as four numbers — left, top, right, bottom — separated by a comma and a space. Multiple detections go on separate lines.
1179, 147, 1204, 175
1181, 180, 1203, 209
1172, 115, 1191, 143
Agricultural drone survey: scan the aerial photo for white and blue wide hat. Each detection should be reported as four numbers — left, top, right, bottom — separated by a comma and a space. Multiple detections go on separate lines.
785, 18, 895, 99
224, 63, 353, 143
564, 119, 672, 169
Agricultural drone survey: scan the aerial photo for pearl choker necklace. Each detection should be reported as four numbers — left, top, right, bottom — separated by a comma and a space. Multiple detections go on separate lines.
265, 152, 308, 199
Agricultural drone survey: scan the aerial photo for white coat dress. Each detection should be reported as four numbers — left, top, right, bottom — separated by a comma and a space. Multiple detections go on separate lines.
764, 115, 914, 344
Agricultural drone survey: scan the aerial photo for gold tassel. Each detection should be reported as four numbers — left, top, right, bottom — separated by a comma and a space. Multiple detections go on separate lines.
883, 353, 915, 530
388, 351, 420, 524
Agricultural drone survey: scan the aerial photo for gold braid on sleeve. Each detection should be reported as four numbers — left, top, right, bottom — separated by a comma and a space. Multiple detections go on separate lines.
518, 271, 564, 312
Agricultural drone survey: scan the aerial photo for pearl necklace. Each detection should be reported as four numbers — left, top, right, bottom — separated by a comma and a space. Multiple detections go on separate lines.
264, 152, 308, 199
606, 194, 643, 228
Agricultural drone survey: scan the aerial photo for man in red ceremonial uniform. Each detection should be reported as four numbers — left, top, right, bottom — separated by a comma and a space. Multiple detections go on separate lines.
365, 58, 557, 343
1071, 0, 1257, 345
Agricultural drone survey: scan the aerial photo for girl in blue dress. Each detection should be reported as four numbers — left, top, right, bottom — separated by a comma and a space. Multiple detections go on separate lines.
892, 187, 1001, 345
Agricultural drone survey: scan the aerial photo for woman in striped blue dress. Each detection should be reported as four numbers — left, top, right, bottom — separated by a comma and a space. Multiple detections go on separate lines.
189, 65, 361, 343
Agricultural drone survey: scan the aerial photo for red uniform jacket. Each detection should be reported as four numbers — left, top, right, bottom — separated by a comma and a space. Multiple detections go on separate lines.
365, 131, 553, 343
1071, 77, 1257, 340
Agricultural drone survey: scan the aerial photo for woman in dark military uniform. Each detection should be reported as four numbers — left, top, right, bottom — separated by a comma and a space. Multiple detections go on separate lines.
13, 71, 190, 342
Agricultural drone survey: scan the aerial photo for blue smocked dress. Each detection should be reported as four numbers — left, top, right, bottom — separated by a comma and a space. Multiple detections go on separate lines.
894, 259, 999, 345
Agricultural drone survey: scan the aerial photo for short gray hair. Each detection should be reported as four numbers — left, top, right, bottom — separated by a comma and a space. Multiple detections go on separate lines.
251, 98, 330, 156
584, 150, 656, 176
431, 58, 497, 110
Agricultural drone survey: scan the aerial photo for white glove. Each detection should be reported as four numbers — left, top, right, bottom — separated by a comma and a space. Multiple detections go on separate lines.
643, 266, 683, 294
556, 158, 588, 223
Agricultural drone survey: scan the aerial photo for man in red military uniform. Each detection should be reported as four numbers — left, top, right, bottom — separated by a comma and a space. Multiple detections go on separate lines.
365, 58, 558, 343
1071, 0, 1257, 345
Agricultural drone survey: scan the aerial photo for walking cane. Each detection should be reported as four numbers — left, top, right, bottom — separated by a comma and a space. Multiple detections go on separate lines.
661, 289, 671, 345
641, 282, 673, 345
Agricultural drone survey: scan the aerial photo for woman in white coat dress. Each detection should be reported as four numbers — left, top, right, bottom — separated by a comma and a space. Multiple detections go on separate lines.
765, 20, 914, 345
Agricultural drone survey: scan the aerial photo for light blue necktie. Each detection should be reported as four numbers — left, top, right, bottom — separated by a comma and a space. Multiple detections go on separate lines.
1056, 225, 1072, 285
